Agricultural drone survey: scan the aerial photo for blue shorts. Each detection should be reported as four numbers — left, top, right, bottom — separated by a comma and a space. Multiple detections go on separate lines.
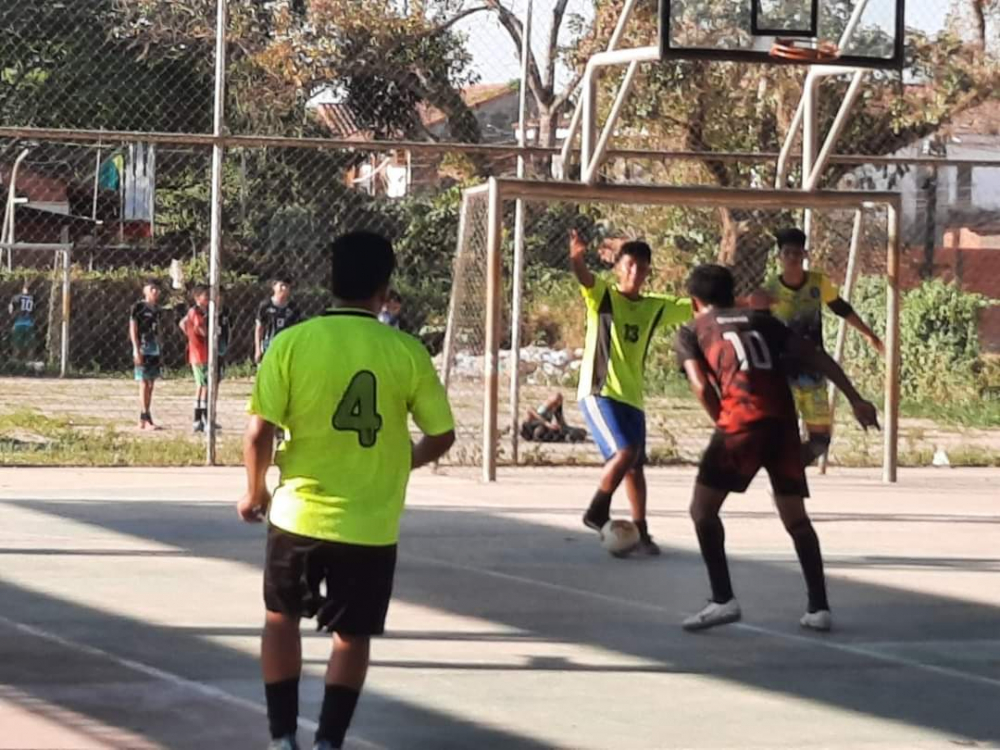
579, 395, 646, 463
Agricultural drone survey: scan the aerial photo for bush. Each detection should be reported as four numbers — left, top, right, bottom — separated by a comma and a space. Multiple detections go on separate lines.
829, 276, 993, 405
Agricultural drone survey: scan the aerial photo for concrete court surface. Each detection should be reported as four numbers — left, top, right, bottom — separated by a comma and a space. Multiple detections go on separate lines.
0, 465, 998, 750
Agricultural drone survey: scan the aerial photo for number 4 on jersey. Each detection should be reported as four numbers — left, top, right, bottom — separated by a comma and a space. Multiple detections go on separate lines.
333, 371, 383, 447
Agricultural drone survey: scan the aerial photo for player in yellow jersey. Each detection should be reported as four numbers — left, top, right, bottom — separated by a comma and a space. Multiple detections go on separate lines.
753, 227, 883, 465
571, 229, 693, 556
238, 231, 456, 750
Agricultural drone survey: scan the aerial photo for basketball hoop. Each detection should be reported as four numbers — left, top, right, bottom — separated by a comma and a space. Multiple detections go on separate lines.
769, 38, 841, 63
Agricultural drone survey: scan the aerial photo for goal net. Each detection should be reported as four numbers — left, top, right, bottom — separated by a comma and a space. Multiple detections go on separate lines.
440, 179, 901, 481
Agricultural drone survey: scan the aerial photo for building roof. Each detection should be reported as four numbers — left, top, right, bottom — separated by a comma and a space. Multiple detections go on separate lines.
312, 103, 374, 141
419, 82, 518, 128
313, 82, 519, 140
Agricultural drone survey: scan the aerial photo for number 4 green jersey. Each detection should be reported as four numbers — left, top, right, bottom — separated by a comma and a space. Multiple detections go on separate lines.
249, 308, 454, 546
577, 277, 693, 410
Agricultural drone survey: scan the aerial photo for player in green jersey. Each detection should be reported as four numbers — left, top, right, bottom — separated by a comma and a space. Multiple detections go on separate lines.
571, 229, 693, 556
239, 231, 456, 750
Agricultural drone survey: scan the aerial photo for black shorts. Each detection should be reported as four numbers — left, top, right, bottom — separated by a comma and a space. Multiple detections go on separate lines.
264, 524, 397, 635
697, 419, 809, 497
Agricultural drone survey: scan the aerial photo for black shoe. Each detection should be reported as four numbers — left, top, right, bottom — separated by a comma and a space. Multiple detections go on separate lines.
582, 510, 609, 533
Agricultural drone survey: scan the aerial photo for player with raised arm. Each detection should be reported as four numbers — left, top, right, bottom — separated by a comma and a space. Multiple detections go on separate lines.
255, 276, 302, 365
239, 231, 456, 750
571, 229, 692, 556
752, 227, 883, 465
676, 265, 878, 633
129, 280, 164, 430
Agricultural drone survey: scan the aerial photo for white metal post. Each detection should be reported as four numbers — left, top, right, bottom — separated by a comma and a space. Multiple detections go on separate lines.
884, 202, 901, 483
801, 74, 819, 252
92, 136, 103, 220
440, 194, 470, 387
206, 0, 227, 465
510, 0, 532, 465
581, 68, 597, 181
558, 0, 642, 171
819, 208, 863, 475
804, 70, 867, 192
582, 60, 641, 185
60, 228, 71, 378
483, 178, 503, 482
3, 148, 31, 270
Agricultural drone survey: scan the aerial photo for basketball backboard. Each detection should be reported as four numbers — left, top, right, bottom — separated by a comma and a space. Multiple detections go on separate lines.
660, 0, 905, 69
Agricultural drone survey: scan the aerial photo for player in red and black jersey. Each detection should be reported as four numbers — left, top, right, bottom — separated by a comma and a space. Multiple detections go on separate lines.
676, 265, 879, 633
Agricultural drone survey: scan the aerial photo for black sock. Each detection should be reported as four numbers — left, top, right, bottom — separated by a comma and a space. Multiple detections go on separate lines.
634, 519, 650, 541
585, 490, 612, 526
789, 518, 829, 612
265, 678, 299, 740
694, 515, 734, 603
140, 411, 151, 422
316, 684, 360, 747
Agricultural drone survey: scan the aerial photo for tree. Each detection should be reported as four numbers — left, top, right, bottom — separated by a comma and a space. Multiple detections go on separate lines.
0, 1, 212, 133
577, 0, 1000, 283
109, 0, 485, 142
481, 0, 586, 155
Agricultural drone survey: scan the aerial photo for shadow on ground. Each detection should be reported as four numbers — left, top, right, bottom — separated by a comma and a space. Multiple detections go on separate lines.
3, 497, 1000, 748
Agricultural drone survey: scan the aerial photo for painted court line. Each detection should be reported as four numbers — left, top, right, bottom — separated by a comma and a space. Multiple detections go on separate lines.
0, 614, 386, 750
406, 553, 1000, 692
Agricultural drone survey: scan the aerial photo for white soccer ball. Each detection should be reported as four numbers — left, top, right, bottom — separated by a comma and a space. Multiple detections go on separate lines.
600, 519, 640, 556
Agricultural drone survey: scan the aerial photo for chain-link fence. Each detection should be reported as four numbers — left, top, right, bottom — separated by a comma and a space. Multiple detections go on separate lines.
2, 0, 999, 468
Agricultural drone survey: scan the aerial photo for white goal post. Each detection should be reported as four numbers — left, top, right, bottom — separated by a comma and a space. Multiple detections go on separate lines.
443, 177, 902, 485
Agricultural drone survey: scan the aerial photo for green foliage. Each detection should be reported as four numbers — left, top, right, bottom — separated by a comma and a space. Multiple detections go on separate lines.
0, 1, 212, 132
829, 276, 994, 411
390, 186, 464, 331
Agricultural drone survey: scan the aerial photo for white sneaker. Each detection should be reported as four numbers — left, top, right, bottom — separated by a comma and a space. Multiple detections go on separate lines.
267, 737, 299, 750
682, 598, 742, 631
800, 609, 833, 632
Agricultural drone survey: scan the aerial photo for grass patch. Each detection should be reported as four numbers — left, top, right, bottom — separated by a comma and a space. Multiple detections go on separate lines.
899, 398, 1000, 429
0, 409, 243, 467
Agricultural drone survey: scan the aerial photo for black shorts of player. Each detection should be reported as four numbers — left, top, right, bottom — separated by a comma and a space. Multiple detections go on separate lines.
264, 524, 397, 635
697, 418, 810, 498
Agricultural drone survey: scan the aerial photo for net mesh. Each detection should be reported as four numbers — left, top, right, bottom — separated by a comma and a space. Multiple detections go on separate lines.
442, 184, 893, 468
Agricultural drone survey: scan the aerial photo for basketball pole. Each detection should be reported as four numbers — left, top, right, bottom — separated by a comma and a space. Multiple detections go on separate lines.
509, 0, 532, 466
559, 0, 642, 173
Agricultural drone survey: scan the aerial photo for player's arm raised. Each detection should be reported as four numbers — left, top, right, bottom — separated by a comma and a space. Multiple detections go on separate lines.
569, 229, 595, 289
786, 336, 879, 430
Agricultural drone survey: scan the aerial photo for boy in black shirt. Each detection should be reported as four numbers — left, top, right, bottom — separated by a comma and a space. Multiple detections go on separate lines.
129, 280, 164, 430
255, 276, 301, 364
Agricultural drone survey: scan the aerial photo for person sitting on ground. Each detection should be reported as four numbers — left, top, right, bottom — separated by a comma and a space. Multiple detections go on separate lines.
521, 393, 588, 443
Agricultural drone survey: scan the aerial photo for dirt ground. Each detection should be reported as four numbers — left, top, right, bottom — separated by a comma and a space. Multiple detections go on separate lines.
0, 375, 998, 466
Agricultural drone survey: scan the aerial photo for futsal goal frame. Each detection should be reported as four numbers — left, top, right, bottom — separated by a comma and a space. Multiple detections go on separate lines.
448, 177, 902, 485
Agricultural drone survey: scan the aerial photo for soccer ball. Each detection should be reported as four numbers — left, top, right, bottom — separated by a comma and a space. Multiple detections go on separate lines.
600, 519, 640, 556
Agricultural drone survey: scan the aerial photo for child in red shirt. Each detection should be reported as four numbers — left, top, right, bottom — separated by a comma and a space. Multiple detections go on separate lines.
179, 285, 210, 432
